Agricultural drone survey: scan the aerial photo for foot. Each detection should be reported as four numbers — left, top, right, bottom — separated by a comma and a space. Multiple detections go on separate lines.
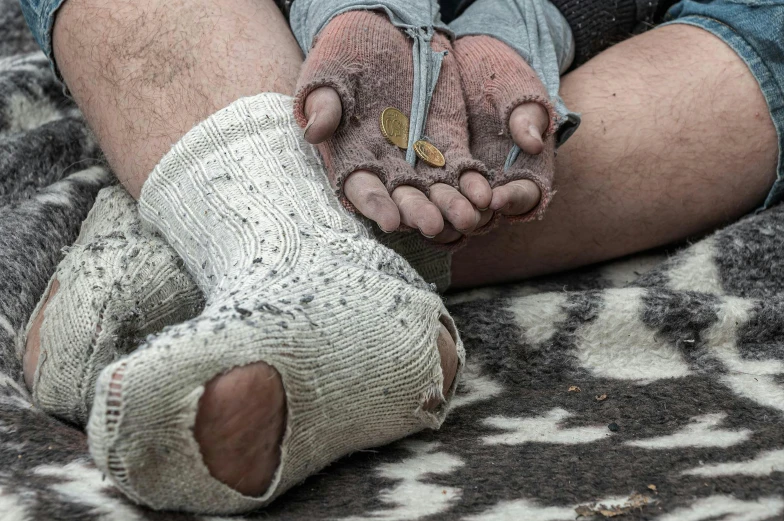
82, 94, 463, 514
20, 185, 459, 502
191, 323, 456, 496
21, 185, 202, 425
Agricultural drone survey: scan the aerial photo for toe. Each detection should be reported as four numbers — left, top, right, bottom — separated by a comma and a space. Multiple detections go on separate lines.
423, 323, 458, 411
194, 361, 286, 497
24, 279, 59, 390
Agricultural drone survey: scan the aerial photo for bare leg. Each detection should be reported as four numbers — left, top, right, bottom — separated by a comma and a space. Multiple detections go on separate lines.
23, 0, 456, 498
452, 24, 778, 288
52, 0, 302, 198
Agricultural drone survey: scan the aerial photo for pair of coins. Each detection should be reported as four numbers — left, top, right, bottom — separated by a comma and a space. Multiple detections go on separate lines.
379, 107, 445, 168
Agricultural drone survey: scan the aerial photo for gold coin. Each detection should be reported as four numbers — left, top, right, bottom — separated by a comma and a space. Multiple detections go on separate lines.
413, 140, 445, 168
380, 107, 409, 149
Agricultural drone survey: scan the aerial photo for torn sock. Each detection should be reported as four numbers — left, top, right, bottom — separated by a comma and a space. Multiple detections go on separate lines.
87, 93, 463, 514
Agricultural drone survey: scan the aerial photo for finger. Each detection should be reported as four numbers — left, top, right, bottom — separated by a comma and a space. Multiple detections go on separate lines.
344, 171, 401, 232
302, 86, 343, 144
429, 183, 481, 233
509, 102, 550, 155
476, 208, 495, 229
431, 223, 463, 244
391, 185, 444, 238
490, 179, 541, 215
458, 171, 493, 210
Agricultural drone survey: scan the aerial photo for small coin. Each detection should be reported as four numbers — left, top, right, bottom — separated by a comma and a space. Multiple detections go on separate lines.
413, 140, 445, 168
380, 107, 409, 149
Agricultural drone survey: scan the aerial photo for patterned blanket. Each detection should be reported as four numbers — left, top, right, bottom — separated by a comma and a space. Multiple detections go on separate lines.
0, 2, 781, 519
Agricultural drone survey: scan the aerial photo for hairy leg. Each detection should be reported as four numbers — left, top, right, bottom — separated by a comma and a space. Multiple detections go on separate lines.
52, 0, 302, 198
25, 0, 457, 499
452, 24, 778, 287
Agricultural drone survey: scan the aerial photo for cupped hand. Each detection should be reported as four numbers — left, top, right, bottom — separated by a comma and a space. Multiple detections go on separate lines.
294, 10, 492, 244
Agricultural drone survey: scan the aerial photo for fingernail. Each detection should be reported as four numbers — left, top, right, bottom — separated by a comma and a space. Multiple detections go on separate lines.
419, 228, 437, 239
380, 226, 395, 234
528, 125, 543, 144
477, 206, 490, 212
304, 112, 318, 137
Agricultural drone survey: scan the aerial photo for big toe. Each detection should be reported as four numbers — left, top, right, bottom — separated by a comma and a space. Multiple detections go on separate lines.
194, 361, 287, 496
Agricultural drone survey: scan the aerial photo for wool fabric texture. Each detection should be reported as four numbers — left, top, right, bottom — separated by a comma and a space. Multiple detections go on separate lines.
294, 11, 482, 208
27, 185, 203, 426
24, 183, 452, 427
455, 35, 556, 222
86, 93, 463, 514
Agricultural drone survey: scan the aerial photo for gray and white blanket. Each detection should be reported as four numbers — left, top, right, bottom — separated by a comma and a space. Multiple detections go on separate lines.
0, 2, 781, 519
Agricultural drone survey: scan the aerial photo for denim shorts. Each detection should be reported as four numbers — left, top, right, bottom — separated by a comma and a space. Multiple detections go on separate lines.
20, 0, 784, 208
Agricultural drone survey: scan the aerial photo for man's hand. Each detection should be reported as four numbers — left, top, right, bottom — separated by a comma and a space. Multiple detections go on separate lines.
454, 34, 556, 227
295, 10, 493, 243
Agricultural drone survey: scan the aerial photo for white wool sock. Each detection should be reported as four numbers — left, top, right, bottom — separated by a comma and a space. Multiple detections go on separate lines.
27, 185, 202, 425
86, 93, 463, 514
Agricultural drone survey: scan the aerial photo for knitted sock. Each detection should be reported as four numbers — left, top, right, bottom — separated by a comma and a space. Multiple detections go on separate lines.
455, 35, 557, 222
87, 93, 463, 514
26, 185, 202, 426
293, 10, 482, 211
4, 166, 111, 384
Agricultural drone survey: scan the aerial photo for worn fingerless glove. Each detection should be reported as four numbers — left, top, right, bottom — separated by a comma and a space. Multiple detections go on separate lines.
451, 0, 579, 142
450, 0, 578, 224
293, 10, 481, 208
455, 35, 557, 222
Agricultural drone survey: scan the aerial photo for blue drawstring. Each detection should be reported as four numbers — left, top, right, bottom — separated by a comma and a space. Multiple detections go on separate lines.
404, 26, 445, 166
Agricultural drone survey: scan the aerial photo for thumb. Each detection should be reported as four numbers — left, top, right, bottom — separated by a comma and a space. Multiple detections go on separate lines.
301, 86, 343, 144
509, 102, 550, 155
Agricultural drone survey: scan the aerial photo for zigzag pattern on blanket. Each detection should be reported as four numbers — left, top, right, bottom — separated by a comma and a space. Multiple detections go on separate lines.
0, 0, 781, 519
0, 53, 103, 208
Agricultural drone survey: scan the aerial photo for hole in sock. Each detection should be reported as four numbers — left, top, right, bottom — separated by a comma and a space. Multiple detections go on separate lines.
105, 362, 130, 484
194, 362, 286, 497
24, 279, 60, 390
